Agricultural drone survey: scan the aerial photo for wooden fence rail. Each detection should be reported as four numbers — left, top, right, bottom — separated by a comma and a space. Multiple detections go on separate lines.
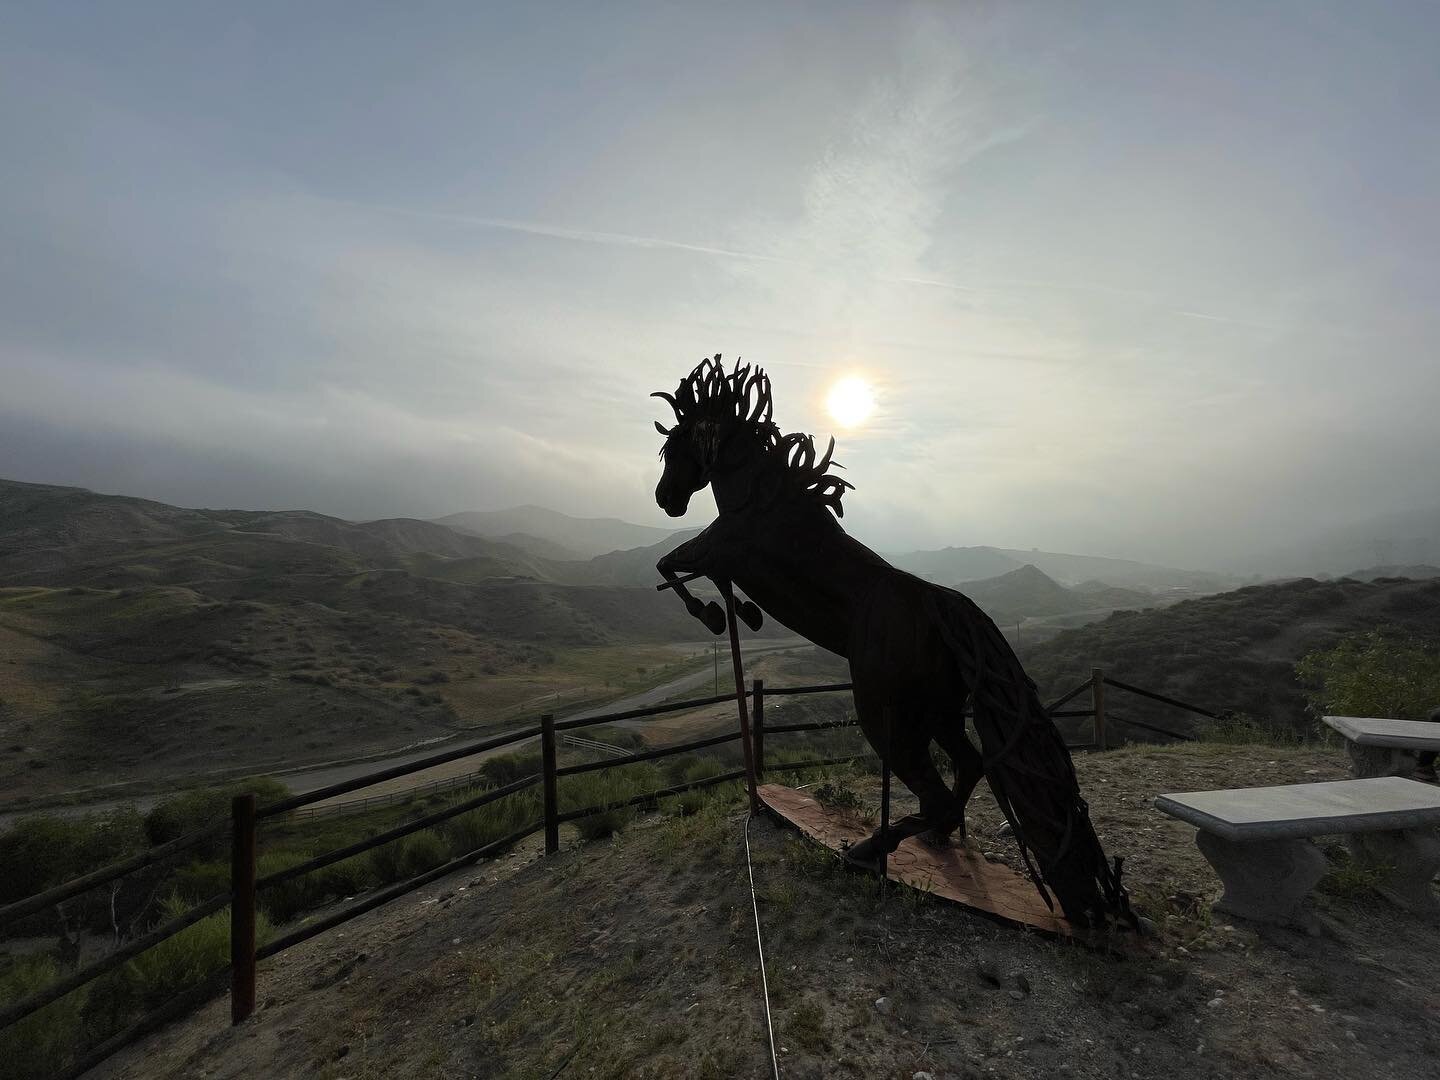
2, 668, 1216, 1075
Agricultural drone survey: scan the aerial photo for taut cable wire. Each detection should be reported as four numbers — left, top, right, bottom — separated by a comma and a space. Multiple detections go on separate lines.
743, 811, 781, 1080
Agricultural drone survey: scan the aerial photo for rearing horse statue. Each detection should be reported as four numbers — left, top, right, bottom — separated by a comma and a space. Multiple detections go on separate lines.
653, 355, 1133, 927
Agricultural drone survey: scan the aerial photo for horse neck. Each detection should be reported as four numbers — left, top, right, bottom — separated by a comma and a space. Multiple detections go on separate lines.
708, 433, 780, 515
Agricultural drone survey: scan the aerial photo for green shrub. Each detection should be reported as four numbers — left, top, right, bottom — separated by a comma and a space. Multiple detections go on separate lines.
1197, 711, 1302, 746
255, 850, 318, 923
368, 830, 450, 883
0, 955, 89, 1080
1296, 628, 1440, 722
168, 859, 231, 905
316, 854, 379, 898
813, 778, 864, 813
122, 896, 273, 1010
442, 789, 542, 855
478, 751, 541, 787
144, 778, 291, 849
0, 807, 146, 905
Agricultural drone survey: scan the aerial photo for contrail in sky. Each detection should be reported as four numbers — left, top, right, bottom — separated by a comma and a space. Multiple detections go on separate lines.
331, 198, 1305, 324
329, 197, 980, 293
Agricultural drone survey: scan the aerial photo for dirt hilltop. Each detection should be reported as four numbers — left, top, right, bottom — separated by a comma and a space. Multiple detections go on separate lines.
94, 745, 1440, 1079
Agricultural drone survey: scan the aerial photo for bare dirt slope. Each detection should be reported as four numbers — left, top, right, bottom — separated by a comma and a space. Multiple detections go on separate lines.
94, 745, 1440, 1079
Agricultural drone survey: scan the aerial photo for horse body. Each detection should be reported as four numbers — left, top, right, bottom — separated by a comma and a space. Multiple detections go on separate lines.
652, 357, 1130, 927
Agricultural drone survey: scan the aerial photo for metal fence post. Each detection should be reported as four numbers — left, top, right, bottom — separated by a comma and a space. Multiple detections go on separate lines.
752, 679, 765, 780
1091, 668, 1107, 750
230, 793, 257, 1025
541, 713, 559, 854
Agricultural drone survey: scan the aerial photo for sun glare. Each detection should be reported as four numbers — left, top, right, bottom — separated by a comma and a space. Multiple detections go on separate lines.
826, 375, 876, 428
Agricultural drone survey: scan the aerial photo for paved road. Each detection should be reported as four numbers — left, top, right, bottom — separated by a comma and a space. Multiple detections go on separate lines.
0, 636, 809, 825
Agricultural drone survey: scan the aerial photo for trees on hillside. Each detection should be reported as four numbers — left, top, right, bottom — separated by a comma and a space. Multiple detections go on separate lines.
1296, 628, 1440, 721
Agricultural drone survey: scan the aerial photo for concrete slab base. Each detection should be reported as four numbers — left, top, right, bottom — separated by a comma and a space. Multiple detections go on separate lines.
1195, 832, 1327, 932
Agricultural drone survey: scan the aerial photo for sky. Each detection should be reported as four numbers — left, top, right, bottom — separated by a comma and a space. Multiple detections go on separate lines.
2, 2, 1438, 570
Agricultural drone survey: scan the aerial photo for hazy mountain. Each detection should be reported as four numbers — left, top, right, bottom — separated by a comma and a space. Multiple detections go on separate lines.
547, 529, 702, 588
1341, 564, 1440, 583
1244, 504, 1440, 578
891, 544, 1235, 593
952, 564, 1157, 624
435, 505, 677, 559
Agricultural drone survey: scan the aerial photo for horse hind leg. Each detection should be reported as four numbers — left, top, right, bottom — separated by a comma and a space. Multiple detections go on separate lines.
845, 700, 964, 867
925, 721, 983, 847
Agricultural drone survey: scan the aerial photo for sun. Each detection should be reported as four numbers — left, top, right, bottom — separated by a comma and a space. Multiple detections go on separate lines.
826, 375, 876, 428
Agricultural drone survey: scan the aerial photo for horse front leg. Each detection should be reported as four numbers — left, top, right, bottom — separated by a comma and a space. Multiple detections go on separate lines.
657, 533, 728, 635
657, 566, 727, 635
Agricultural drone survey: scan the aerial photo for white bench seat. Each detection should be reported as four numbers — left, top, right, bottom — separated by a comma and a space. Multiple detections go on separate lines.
1154, 778, 1440, 929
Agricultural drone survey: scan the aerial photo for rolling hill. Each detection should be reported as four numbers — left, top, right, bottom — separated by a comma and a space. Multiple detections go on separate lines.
434, 505, 677, 560
1023, 574, 1440, 741
959, 564, 1155, 624
0, 480, 762, 804
890, 544, 1238, 593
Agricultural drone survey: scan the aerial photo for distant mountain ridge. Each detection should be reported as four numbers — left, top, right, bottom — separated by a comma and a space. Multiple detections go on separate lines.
890, 544, 1236, 593
435, 505, 677, 560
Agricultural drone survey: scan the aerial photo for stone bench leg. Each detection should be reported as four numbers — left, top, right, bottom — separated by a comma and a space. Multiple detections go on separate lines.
1195, 832, 1327, 930
1348, 828, 1440, 920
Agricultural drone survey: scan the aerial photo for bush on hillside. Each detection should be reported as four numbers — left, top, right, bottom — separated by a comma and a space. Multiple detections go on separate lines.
0, 807, 146, 906
144, 777, 291, 849
1296, 628, 1440, 721
0, 955, 89, 1080
122, 895, 273, 1010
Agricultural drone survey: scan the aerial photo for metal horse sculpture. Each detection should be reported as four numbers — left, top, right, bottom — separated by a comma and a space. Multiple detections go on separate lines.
654, 356, 1134, 927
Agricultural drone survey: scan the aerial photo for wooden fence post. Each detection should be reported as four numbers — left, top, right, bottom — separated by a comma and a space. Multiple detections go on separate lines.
752, 679, 765, 780
1091, 668, 1107, 751
541, 713, 559, 854
230, 793, 257, 1026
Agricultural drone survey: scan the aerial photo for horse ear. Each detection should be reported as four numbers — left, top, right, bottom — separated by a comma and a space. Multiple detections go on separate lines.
654, 421, 670, 436
650, 391, 682, 421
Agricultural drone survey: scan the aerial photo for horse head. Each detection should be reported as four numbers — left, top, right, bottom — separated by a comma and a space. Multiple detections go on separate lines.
652, 355, 772, 517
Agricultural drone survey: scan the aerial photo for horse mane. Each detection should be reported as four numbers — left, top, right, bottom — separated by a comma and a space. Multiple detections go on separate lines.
653, 355, 855, 517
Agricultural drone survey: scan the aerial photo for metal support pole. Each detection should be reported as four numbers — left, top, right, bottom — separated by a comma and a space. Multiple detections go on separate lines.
541, 713, 559, 854
724, 589, 760, 813
229, 793, 257, 1026
879, 707, 893, 884
1091, 668, 1107, 750
752, 679, 765, 780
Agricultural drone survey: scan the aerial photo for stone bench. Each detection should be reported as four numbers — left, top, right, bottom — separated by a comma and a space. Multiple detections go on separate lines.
1154, 777, 1440, 929
1322, 715, 1440, 781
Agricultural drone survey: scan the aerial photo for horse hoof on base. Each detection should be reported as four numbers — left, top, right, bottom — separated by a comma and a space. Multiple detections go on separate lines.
844, 836, 887, 869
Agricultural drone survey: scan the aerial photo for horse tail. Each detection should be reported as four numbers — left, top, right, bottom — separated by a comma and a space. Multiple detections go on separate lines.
923, 588, 1135, 928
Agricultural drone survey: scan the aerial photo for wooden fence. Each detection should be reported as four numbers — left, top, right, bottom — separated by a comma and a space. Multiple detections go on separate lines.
0, 668, 1208, 1077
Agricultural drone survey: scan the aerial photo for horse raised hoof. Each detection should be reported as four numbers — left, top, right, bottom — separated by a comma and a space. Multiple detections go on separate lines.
737, 599, 764, 632
701, 601, 726, 635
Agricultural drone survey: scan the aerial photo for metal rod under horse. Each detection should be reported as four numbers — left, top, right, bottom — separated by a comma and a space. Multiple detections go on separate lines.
652, 355, 1133, 927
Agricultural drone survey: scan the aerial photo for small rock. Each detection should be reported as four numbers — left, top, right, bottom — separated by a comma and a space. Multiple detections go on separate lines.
451, 938, 461, 946
913, 1073, 936, 1080
874, 997, 893, 1015
1345, 1030, 1358, 1042
1207, 997, 1223, 1009
1008, 990, 1025, 1002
